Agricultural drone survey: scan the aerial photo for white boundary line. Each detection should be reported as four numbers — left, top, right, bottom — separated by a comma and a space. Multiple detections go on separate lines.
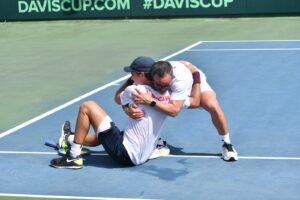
0, 41, 202, 139
0, 193, 158, 200
166, 155, 300, 160
1, 151, 299, 160
198, 39, 300, 43
0, 151, 56, 155
188, 48, 300, 51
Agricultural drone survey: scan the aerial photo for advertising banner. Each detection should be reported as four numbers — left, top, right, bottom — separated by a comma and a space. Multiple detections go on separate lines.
0, 0, 299, 21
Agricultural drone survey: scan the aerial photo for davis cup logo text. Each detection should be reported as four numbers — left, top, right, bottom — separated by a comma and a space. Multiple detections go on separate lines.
18, 0, 130, 13
18, 0, 235, 13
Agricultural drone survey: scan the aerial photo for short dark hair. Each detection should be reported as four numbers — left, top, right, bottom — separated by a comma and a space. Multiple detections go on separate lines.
148, 61, 173, 81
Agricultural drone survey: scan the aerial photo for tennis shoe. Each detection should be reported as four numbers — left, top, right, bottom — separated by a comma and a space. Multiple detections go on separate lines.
50, 150, 83, 169
149, 138, 170, 160
58, 121, 73, 149
222, 143, 238, 161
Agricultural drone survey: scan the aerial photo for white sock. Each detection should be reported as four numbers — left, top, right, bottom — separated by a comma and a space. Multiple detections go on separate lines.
221, 133, 231, 144
67, 135, 75, 145
70, 143, 82, 158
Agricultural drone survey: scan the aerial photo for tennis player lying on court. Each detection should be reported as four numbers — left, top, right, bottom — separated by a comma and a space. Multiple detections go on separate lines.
50, 57, 200, 169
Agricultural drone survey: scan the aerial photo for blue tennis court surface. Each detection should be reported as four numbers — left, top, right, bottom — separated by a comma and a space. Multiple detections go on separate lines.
1, 40, 299, 200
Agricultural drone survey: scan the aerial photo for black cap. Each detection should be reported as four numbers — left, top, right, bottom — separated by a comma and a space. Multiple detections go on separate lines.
123, 56, 155, 73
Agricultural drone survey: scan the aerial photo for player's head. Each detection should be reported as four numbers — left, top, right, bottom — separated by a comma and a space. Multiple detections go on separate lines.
123, 56, 155, 84
150, 61, 173, 93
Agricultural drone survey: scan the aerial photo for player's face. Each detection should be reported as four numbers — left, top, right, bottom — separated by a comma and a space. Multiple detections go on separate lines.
131, 71, 146, 85
153, 73, 172, 93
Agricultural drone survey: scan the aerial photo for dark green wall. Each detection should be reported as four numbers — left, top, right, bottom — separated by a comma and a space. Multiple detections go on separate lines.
1, 0, 300, 21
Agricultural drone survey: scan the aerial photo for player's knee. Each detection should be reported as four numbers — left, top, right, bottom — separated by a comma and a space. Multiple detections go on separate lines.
80, 101, 96, 113
203, 99, 219, 113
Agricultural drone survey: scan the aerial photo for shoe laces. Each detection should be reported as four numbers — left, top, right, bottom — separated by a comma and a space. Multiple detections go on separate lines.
63, 121, 73, 134
223, 143, 234, 152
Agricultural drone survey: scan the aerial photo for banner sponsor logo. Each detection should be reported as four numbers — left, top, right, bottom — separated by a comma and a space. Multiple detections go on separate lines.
18, 0, 130, 13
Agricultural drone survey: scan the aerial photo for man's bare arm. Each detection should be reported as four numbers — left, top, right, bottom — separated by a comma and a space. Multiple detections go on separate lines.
134, 89, 184, 117
154, 99, 184, 117
115, 78, 145, 119
180, 61, 201, 108
188, 83, 201, 108
122, 103, 144, 120
114, 78, 133, 105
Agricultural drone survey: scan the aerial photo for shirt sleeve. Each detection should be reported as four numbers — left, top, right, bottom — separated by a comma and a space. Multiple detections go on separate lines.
120, 85, 147, 105
182, 96, 190, 109
170, 79, 189, 100
120, 85, 135, 106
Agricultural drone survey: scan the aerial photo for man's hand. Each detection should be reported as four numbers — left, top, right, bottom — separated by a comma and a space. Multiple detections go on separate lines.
180, 60, 198, 73
133, 88, 153, 105
124, 103, 144, 120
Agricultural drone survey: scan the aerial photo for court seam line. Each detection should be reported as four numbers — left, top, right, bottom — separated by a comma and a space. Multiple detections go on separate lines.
0, 193, 159, 200
1, 151, 299, 160
188, 48, 300, 51
0, 41, 203, 139
200, 39, 300, 43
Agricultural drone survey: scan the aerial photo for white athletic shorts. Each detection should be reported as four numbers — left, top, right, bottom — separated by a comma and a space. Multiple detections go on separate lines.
183, 69, 215, 108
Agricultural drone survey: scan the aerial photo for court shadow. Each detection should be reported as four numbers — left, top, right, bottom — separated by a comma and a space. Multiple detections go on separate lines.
84, 151, 131, 169
135, 163, 189, 181
131, 144, 222, 181
168, 144, 222, 157
83, 144, 221, 169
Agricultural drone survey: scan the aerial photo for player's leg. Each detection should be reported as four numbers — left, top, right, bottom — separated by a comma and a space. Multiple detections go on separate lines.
200, 91, 238, 161
73, 101, 108, 146
50, 101, 110, 169
60, 101, 106, 148
200, 91, 228, 135
83, 134, 101, 146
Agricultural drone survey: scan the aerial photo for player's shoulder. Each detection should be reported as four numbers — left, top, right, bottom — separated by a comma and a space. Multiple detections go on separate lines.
169, 61, 182, 67
124, 85, 136, 92
125, 84, 148, 94
169, 61, 188, 72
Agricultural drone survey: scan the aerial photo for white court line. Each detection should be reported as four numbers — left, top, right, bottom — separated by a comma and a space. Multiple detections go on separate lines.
200, 39, 300, 43
0, 193, 158, 200
188, 48, 300, 51
1, 151, 299, 160
0, 41, 202, 139
166, 155, 300, 160
0, 151, 56, 155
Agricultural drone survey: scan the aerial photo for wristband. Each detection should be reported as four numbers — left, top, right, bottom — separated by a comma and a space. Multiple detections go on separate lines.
126, 78, 134, 85
192, 71, 201, 84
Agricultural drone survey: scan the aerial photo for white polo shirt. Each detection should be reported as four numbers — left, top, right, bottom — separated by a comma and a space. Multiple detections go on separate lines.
169, 61, 193, 101
120, 85, 170, 165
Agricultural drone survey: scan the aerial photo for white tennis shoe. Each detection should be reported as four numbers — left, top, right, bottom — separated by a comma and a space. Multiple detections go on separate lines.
149, 139, 170, 160
222, 143, 238, 161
